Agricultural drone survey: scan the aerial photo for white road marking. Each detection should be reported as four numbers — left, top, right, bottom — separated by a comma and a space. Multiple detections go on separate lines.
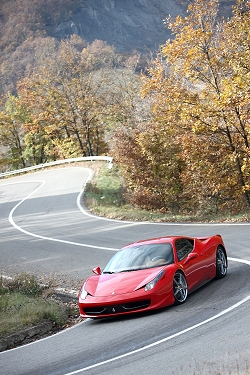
64, 257, 250, 375
3, 172, 250, 254
7, 179, 118, 251
1, 172, 250, 372
76, 168, 250, 226
77, 186, 250, 226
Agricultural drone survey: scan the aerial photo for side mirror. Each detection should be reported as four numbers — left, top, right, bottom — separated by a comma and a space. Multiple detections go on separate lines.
184, 252, 198, 265
92, 266, 101, 275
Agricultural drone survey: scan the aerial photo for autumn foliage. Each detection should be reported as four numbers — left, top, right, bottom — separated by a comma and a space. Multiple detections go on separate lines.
0, 0, 250, 215
112, 0, 250, 213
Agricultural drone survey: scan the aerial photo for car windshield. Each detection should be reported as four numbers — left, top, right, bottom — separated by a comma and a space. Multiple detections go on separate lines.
103, 243, 174, 273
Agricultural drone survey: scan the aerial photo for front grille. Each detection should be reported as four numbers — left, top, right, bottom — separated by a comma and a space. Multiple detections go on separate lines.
84, 299, 150, 316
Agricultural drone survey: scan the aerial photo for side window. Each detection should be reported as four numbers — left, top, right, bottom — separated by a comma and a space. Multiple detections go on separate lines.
175, 239, 194, 261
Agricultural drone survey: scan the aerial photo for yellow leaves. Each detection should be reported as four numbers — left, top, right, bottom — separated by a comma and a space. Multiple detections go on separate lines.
137, 0, 250, 211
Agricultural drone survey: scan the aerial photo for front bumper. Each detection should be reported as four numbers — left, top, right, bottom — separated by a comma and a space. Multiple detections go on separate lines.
78, 286, 174, 318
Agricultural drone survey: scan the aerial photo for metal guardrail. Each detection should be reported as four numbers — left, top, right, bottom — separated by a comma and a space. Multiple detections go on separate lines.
0, 156, 113, 178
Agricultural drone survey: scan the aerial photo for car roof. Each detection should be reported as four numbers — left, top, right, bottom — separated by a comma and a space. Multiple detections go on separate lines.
123, 236, 192, 249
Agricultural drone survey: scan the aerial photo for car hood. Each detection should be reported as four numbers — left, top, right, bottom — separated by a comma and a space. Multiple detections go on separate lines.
85, 268, 165, 297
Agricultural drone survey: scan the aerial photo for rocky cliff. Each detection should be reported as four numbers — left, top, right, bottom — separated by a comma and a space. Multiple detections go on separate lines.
49, 0, 235, 52
51, 0, 187, 52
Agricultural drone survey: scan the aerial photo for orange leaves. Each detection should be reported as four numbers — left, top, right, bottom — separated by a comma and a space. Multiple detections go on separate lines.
111, 116, 184, 212
136, 0, 250, 212
7, 37, 146, 168
15, 38, 115, 161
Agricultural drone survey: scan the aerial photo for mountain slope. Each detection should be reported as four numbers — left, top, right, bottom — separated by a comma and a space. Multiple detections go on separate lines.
0, 0, 236, 95
50, 0, 186, 52
50, 0, 235, 52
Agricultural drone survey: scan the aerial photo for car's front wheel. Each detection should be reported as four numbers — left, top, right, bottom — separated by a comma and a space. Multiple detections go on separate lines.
173, 271, 188, 304
216, 246, 227, 279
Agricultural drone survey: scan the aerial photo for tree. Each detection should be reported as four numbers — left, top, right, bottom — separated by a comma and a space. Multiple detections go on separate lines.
141, 0, 250, 212
0, 36, 58, 96
220, 0, 250, 203
0, 94, 29, 169
16, 37, 145, 165
17, 37, 111, 162
0, 0, 84, 95
111, 119, 184, 211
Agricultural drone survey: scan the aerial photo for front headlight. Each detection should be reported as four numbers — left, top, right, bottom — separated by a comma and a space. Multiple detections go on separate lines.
80, 283, 88, 299
145, 270, 165, 291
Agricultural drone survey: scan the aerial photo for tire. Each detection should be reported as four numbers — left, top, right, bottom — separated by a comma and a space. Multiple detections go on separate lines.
173, 271, 188, 304
215, 246, 227, 279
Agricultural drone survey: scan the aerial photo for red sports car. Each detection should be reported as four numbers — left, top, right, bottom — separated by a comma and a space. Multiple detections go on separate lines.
78, 235, 227, 318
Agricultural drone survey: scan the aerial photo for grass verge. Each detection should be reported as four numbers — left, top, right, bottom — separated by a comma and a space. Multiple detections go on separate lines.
0, 273, 79, 349
84, 163, 250, 223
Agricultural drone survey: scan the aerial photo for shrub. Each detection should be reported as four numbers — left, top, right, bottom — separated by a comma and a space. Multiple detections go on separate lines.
4, 273, 43, 297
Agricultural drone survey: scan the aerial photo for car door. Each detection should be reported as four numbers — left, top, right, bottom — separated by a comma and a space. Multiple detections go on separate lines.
175, 238, 203, 291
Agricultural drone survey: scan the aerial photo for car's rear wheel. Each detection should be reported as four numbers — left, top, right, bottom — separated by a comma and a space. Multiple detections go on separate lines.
173, 271, 188, 304
216, 246, 227, 279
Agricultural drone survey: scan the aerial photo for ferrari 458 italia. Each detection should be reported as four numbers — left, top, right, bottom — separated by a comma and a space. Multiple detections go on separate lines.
78, 235, 227, 318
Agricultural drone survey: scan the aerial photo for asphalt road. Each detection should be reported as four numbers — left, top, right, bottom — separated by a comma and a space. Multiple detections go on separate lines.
0, 167, 250, 375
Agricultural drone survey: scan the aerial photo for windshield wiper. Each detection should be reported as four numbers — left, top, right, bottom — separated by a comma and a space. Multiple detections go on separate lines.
119, 268, 141, 272
104, 268, 143, 274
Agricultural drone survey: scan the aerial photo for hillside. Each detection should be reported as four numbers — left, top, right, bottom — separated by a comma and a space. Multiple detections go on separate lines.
50, 0, 186, 52
0, 0, 236, 95
47, 0, 236, 52
0, 0, 236, 53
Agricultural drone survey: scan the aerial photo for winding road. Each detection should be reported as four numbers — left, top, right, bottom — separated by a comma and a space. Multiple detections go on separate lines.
0, 167, 250, 375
